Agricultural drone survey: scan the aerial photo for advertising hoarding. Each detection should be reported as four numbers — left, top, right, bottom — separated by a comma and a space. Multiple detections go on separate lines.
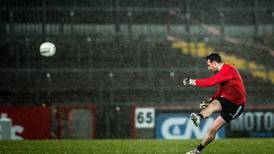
156, 113, 225, 139
0, 106, 51, 140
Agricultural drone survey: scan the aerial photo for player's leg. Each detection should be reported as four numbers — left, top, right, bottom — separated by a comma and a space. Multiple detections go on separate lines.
186, 116, 226, 154
201, 116, 226, 147
200, 99, 222, 118
200, 98, 243, 147
190, 99, 222, 127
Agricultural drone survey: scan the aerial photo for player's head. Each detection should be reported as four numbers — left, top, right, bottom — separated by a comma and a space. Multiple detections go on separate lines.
206, 53, 222, 73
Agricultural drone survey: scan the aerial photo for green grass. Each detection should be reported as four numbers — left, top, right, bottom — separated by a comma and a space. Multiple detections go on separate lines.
0, 138, 273, 154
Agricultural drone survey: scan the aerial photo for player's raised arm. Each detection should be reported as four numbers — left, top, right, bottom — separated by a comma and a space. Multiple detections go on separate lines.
195, 69, 233, 87
182, 70, 232, 87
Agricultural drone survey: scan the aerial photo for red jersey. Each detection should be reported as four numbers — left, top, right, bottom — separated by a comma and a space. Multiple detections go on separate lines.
195, 64, 246, 106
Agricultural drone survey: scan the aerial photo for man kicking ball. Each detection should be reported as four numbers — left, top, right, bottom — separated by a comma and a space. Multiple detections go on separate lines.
183, 53, 246, 154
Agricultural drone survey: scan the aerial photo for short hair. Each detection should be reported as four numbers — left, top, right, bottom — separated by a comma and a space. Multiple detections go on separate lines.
206, 53, 222, 63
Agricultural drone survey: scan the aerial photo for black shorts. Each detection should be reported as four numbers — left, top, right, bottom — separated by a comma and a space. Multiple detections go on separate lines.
217, 97, 244, 123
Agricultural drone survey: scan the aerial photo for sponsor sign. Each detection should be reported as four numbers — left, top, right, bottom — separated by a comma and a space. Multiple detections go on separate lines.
228, 111, 274, 137
0, 106, 51, 140
135, 108, 155, 128
156, 113, 225, 139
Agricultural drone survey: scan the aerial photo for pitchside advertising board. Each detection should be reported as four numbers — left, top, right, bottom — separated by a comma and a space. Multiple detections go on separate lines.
156, 113, 225, 139
227, 111, 274, 137
0, 106, 51, 140
134, 107, 225, 139
135, 108, 155, 128
134, 107, 274, 139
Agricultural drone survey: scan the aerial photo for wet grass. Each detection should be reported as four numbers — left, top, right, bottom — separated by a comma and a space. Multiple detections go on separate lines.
0, 138, 273, 154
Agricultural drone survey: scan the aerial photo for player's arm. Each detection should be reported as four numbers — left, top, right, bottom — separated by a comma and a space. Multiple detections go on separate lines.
183, 69, 232, 87
196, 69, 233, 87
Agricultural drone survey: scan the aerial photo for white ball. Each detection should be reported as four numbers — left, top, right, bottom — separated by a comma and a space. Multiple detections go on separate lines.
40, 42, 56, 57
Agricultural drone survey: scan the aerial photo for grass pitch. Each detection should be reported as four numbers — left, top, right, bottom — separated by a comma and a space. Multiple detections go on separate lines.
0, 138, 273, 154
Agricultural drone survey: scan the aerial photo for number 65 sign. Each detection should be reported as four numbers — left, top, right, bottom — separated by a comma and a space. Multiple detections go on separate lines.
135, 108, 155, 128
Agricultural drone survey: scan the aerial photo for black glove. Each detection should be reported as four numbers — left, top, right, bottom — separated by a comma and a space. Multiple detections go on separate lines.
200, 98, 212, 109
183, 77, 196, 86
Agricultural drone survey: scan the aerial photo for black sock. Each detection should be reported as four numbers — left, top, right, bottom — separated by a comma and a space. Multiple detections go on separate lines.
198, 113, 204, 119
196, 143, 205, 151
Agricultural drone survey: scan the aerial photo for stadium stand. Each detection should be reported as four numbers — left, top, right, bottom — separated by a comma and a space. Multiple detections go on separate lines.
1, 38, 273, 104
